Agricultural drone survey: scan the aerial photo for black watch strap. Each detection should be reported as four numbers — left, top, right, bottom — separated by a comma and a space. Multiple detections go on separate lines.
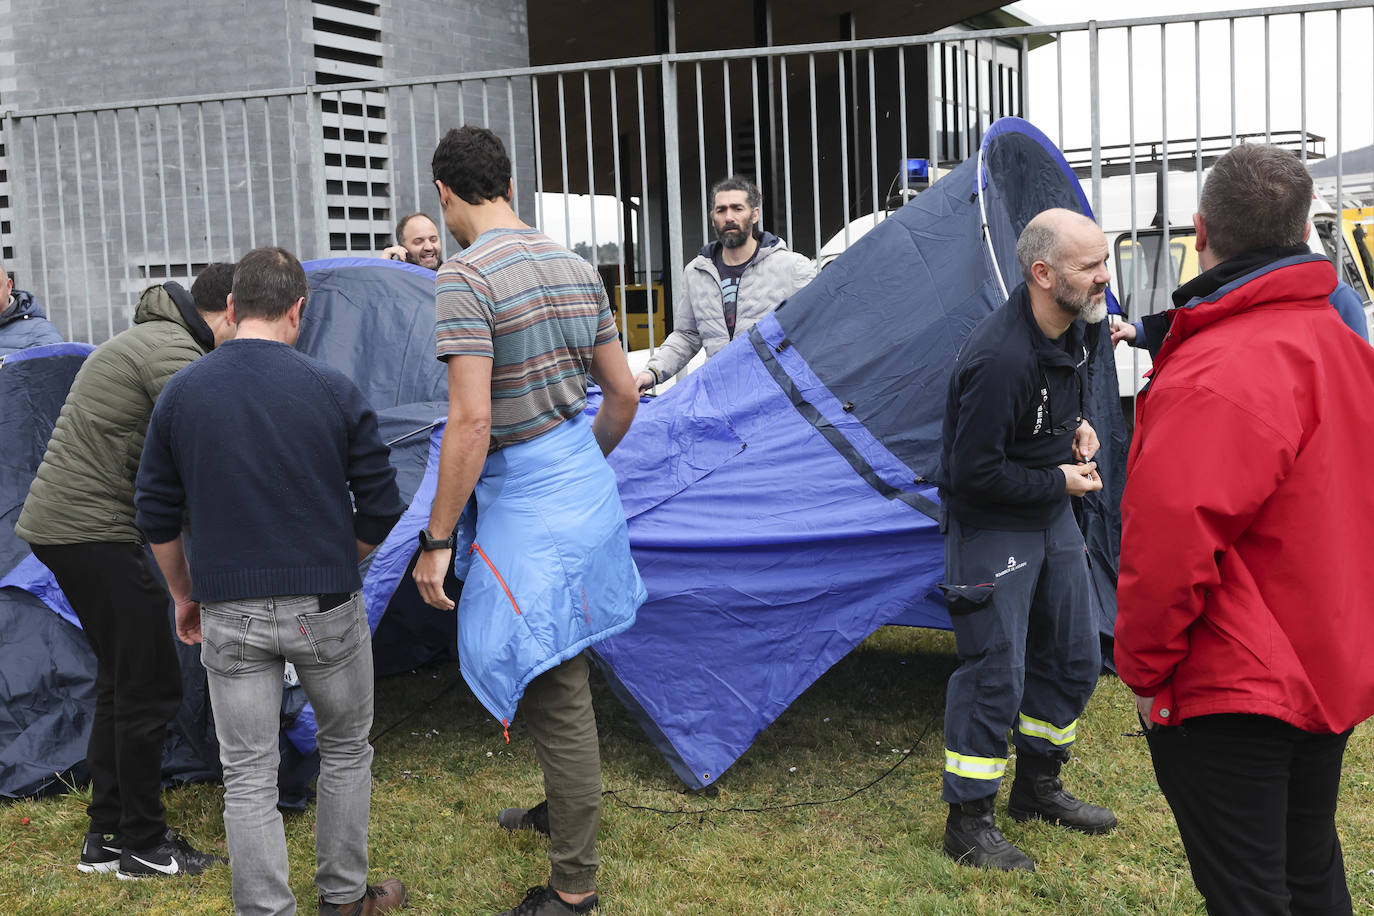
417, 528, 457, 551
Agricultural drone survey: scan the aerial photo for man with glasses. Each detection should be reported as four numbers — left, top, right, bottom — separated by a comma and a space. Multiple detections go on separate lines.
934, 208, 1117, 872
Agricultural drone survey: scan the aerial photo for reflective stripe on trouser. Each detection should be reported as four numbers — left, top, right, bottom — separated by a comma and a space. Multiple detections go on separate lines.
944, 749, 1007, 781
940, 500, 1101, 803
1017, 712, 1078, 746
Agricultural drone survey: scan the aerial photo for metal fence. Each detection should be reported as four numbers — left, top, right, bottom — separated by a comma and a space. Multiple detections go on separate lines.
2, 0, 1371, 347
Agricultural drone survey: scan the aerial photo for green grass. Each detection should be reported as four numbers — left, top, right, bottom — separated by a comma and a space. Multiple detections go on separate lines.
2, 626, 1371, 915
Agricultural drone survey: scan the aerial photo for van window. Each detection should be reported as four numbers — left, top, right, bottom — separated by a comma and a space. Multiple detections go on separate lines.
1114, 232, 1197, 318
1314, 218, 1371, 300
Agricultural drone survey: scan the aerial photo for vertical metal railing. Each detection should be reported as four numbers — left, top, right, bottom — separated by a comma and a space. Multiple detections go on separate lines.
2, 4, 1370, 348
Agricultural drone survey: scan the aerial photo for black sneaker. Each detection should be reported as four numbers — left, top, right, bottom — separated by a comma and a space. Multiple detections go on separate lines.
497, 800, 550, 836
116, 829, 225, 880
78, 832, 122, 875
496, 885, 599, 915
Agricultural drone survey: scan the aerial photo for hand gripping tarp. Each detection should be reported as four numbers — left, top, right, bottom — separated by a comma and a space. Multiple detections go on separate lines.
592, 117, 1127, 789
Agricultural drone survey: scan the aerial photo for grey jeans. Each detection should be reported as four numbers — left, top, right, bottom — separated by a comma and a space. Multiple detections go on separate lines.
202, 593, 375, 916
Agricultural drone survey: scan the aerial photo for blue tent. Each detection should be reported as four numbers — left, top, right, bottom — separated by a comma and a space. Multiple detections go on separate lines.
590, 117, 1127, 788
0, 118, 1125, 798
0, 261, 453, 798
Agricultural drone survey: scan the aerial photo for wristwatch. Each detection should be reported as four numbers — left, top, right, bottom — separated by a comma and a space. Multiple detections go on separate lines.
417, 528, 457, 551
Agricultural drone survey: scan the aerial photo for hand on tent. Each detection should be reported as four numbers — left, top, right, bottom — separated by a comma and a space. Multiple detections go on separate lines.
175, 597, 202, 646
414, 547, 456, 611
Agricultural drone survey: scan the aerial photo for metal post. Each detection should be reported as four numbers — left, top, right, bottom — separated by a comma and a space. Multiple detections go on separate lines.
307, 86, 329, 258
2, 112, 35, 300
662, 54, 684, 309
1089, 21, 1102, 220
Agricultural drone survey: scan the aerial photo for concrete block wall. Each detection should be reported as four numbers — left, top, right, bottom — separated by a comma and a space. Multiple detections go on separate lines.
0, 0, 531, 343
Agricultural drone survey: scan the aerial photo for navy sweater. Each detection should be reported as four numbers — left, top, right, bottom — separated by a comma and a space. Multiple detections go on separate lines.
938, 283, 1088, 530
135, 338, 405, 602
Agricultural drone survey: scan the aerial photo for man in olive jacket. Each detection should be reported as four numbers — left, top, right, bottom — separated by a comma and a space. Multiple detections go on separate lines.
16, 266, 236, 880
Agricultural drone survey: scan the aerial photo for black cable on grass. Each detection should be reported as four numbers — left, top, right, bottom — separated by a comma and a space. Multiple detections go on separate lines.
602, 700, 943, 825
369, 671, 468, 744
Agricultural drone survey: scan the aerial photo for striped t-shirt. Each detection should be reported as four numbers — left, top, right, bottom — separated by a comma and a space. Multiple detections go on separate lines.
434, 227, 619, 451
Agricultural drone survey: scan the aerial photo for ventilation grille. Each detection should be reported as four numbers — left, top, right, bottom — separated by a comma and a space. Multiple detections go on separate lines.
312, 0, 392, 253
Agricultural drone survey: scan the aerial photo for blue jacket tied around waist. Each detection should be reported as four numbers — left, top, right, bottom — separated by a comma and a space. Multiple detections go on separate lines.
457, 412, 645, 725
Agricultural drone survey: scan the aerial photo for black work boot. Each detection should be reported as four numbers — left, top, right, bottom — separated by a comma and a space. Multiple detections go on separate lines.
1007, 753, 1117, 835
943, 795, 1035, 872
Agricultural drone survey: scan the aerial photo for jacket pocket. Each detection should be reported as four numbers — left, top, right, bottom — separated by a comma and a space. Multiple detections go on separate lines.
471, 543, 522, 616
296, 594, 364, 665
936, 582, 996, 616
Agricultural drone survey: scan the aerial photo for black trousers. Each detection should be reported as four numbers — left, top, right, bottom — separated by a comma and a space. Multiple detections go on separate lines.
1146, 713, 1353, 916
31, 542, 183, 850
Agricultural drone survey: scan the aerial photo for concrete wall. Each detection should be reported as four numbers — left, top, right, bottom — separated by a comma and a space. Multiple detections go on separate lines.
0, 0, 531, 342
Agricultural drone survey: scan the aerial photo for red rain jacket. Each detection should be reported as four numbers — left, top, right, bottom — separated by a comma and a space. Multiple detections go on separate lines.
1116, 254, 1374, 733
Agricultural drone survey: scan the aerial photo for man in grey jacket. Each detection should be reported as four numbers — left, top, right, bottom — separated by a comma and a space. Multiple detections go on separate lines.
634, 176, 817, 391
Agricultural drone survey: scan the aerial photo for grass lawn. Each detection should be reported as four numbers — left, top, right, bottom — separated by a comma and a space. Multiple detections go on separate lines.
2, 626, 1371, 915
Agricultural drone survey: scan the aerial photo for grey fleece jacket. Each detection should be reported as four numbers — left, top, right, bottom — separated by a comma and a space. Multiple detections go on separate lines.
645, 231, 817, 381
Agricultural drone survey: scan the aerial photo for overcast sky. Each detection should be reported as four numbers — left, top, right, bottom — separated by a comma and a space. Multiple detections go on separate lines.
1014, 1, 1371, 158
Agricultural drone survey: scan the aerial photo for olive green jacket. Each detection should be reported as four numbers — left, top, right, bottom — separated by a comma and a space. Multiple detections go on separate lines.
15, 284, 214, 545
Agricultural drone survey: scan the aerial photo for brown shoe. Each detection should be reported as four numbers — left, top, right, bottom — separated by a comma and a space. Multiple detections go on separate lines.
319, 878, 408, 915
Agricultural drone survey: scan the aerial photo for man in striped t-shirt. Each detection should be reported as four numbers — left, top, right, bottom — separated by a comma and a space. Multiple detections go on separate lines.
413, 125, 643, 916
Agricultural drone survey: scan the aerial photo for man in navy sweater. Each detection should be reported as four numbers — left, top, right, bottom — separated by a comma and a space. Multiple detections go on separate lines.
936, 208, 1116, 872
135, 247, 409, 916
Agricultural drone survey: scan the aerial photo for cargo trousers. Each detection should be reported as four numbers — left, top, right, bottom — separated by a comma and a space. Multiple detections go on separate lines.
939, 500, 1102, 803
520, 651, 603, 895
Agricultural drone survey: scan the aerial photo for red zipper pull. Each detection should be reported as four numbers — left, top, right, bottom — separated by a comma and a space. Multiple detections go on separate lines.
299, 624, 307, 636
502, 718, 510, 744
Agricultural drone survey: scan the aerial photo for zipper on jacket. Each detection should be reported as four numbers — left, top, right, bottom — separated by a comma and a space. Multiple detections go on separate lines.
470, 543, 521, 616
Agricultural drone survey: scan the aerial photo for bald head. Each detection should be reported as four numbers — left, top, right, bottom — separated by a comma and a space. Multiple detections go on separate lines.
1016, 208, 1110, 327
1016, 209, 1104, 284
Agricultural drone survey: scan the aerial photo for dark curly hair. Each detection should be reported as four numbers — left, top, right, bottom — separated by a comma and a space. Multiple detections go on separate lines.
432, 125, 511, 205
191, 261, 235, 313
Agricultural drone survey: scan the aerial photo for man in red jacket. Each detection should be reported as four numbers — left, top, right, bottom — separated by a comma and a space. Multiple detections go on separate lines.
1116, 143, 1374, 916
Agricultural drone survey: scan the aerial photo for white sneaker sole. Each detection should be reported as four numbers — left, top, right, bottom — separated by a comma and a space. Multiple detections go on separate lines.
77, 860, 119, 875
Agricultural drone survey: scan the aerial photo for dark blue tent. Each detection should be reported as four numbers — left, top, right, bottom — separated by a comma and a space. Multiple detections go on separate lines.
591, 117, 1127, 788
0, 261, 452, 798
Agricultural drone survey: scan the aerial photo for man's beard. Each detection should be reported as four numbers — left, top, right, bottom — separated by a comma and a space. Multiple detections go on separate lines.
1054, 275, 1108, 324
717, 219, 754, 249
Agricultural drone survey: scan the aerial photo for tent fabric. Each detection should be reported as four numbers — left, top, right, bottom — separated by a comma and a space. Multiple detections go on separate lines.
298, 258, 446, 408
592, 337, 947, 787
0, 345, 225, 797
0, 260, 445, 797
591, 117, 1127, 788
